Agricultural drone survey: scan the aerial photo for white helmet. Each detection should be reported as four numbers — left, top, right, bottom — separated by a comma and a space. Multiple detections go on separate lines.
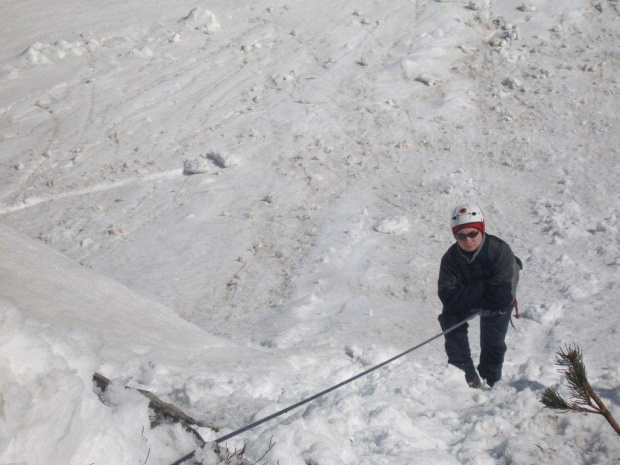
451, 203, 485, 233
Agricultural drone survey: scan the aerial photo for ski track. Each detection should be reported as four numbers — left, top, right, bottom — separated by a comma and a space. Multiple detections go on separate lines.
0, 169, 183, 215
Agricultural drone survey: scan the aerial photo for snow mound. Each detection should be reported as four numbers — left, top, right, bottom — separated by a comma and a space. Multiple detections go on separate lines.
129, 46, 154, 59
207, 151, 242, 168
21, 43, 51, 65
0, 298, 196, 464
416, 74, 439, 87
184, 157, 213, 174
20, 39, 97, 65
374, 216, 412, 235
182, 7, 221, 33
0, 225, 249, 370
0, 225, 286, 463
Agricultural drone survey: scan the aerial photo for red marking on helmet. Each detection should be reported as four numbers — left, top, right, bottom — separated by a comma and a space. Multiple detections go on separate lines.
459, 208, 468, 214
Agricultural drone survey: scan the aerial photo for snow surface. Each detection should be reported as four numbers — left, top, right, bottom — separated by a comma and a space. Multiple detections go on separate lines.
1, 0, 620, 463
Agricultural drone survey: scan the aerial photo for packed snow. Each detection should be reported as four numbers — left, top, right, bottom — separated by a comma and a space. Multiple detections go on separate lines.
1, 0, 619, 464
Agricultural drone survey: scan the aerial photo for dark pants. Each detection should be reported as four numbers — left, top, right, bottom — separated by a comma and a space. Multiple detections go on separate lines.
438, 311, 511, 385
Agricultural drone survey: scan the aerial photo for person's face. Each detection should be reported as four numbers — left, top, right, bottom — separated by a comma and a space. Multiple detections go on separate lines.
455, 227, 483, 252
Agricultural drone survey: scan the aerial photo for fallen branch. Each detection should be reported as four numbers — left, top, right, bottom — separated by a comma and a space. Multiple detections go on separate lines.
540, 344, 620, 437
93, 372, 208, 445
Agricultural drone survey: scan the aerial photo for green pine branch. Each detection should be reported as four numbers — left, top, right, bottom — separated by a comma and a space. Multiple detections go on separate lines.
541, 344, 620, 436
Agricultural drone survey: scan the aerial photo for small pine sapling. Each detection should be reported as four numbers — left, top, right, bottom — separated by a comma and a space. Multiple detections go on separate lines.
540, 344, 620, 436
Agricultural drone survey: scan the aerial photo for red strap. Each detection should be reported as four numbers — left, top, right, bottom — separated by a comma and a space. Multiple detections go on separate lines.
513, 298, 520, 319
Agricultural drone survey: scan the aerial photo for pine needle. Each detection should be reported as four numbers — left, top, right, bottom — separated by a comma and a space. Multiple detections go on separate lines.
541, 343, 620, 436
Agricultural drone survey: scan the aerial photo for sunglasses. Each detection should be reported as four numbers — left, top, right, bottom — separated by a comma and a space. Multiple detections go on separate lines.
455, 231, 480, 241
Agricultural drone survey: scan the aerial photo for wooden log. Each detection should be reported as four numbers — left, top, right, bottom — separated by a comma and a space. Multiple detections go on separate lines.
93, 372, 208, 445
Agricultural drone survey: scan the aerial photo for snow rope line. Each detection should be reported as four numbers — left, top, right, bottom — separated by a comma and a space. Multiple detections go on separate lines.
170, 311, 481, 465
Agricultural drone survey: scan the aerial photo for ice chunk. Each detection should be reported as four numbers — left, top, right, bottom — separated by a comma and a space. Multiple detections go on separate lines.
206, 151, 242, 168
182, 7, 221, 33
183, 158, 212, 174
374, 216, 412, 235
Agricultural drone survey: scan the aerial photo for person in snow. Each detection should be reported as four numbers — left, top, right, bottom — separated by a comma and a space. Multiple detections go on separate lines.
437, 203, 521, 388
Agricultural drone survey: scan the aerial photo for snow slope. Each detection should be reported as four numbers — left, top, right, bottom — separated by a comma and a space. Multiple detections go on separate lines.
1, 0, 619, 463
0, 224, 261, 368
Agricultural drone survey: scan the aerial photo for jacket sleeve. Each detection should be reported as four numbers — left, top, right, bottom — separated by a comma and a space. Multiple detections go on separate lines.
478, 242, 517, 310
438, 251, 485, 314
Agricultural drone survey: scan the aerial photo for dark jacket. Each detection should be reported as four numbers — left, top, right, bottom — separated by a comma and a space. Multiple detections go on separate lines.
438, 234, 521, 315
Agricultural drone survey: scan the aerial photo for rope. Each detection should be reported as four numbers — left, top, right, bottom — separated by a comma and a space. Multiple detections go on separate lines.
170, 311, 479, 465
